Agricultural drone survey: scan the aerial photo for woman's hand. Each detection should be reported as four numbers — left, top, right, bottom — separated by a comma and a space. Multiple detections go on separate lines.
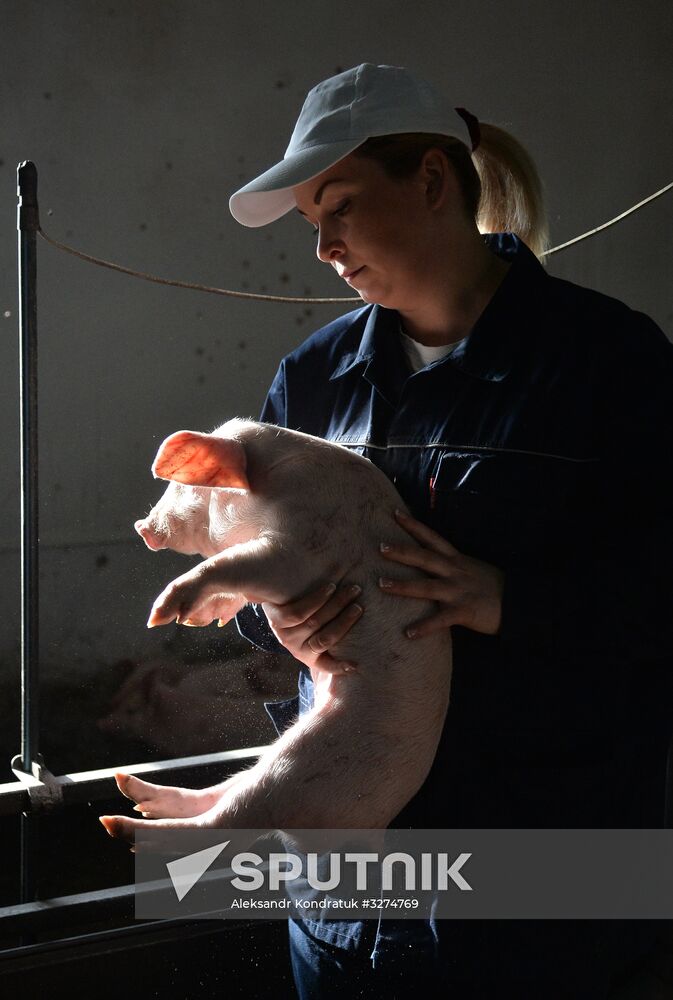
262, 582, 363, 674
378, 509, 504, 638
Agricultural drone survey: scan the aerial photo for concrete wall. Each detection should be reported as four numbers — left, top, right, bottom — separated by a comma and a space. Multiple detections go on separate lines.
0, 1, 671, 691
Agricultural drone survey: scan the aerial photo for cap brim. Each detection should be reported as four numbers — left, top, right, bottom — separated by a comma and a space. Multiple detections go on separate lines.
229, 139, 364, 227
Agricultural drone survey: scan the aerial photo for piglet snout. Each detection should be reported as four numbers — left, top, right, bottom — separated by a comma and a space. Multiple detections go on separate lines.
135, 519, 167, 551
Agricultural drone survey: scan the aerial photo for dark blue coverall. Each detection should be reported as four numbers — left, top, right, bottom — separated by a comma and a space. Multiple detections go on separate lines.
237, 234, 673, 998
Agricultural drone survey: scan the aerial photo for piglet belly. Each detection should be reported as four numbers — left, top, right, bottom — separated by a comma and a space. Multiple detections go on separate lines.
318, 626, 452, 808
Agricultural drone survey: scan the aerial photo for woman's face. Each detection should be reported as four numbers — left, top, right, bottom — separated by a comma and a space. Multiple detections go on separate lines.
292, 152, 448, 310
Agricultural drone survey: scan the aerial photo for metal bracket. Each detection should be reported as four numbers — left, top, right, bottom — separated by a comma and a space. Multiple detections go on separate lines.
11, 753, 64, 813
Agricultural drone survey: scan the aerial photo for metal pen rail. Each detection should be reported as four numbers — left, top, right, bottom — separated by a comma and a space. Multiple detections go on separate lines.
0, 745, 266, 817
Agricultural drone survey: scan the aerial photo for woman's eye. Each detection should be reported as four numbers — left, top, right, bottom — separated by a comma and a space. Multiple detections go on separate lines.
308, 199, 350, 237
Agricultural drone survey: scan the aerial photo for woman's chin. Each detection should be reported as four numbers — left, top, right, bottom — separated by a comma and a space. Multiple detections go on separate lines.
346, 274, 394, 308
352, 283, 385, 307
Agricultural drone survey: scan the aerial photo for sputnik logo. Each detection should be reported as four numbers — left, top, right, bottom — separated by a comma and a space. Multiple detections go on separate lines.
166, 840, 230, 901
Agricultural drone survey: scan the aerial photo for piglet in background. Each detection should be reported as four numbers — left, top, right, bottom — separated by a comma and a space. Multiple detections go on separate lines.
97, 654, 293, 755
101, 419, 452, 840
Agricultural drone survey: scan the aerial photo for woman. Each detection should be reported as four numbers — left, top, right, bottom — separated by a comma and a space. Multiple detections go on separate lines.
228, 64, 673, 997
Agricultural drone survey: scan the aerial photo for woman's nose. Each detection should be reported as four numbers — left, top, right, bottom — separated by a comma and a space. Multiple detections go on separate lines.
316, 227, 345, 264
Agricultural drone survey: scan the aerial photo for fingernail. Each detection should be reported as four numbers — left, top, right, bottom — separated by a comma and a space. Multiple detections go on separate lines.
349, 584, 362, 595
349, 603, 363, 616
379, 578, 392, 589
379, 542, 391, 553
395, 508, 408, 519
325, 583, 337, 595
406, 627, 418, 639
341, 663, 357, 673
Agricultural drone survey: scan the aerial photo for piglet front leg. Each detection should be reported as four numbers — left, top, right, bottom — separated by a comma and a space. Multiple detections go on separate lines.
147, 535, 289, 628
147, 587, 245, 629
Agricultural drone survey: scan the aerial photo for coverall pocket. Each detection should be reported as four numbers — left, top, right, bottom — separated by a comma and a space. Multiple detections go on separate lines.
429, 448, 597, 565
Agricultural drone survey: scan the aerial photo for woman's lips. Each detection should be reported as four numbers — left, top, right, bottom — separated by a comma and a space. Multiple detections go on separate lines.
342, 266, 364, 284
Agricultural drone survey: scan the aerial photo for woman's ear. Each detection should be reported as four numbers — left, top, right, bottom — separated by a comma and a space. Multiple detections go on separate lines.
418, 148, 456, 211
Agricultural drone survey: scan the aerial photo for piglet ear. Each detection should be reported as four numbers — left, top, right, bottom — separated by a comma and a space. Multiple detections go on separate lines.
152, 430, 250, 490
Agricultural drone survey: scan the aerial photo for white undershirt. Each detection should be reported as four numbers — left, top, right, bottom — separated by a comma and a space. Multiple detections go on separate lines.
399, 327, 467, 374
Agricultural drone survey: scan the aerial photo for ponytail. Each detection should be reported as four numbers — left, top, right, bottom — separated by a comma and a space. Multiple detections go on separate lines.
472, 122, 549, 259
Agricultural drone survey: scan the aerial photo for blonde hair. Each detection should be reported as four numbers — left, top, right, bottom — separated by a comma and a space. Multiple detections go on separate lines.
472, 123, 548, 259
354, 127, 549, 260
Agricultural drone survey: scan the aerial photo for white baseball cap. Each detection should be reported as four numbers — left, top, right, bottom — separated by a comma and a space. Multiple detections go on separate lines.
229, 63, 476, 228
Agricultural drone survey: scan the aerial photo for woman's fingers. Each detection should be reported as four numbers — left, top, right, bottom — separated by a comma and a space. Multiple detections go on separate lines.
262, 583, 363, 674
378, 576, 457, 602
402, 609, 463, 639
393, 508, 458, 555
312, 650, 357, 673
380, 510, 504, 636
379, 554, 503, 636
377, 578, 466, 638
263, 582, 360, 631
380, 540, 453, 578
263, 582, 338, 629
306, 600, 363, 653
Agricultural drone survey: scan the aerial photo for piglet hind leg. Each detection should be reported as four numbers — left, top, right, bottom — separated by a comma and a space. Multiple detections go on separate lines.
101, 770, 256, 844
100, 812, 210, 845
101, 774, 259, 843
114, 772, 228, 818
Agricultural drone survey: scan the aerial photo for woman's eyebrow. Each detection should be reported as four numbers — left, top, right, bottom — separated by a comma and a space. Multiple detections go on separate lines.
296, 178, 347, 216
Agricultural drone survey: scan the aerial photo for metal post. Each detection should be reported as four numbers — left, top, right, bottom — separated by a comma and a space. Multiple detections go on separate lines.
16, 161, 40, 777
15, 162, 40, 912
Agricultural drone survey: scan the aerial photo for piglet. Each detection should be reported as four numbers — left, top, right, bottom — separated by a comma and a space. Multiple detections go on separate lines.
102, 420, 452, 839
97, 655, 294, 755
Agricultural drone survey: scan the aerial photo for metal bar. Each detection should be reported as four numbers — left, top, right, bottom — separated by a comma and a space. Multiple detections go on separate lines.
665, 732, 673, 829
0, 882, 135, 934
0, 745, 267, 816
17, 816, 37, 934
0, 869, 266, 936
0, 916, 253, 971
16, 161, 40, 776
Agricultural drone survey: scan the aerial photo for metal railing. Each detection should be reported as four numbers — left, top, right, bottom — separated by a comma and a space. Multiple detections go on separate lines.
7, 163, 271, 916
0, 744, 267, 951
1, 744, 267, 818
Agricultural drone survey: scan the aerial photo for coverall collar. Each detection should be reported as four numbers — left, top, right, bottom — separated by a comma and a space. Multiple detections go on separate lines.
328, 233, 547, 386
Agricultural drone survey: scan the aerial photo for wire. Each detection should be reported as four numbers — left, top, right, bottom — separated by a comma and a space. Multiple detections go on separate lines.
36, 228, 360, 305
37, 180, 672, 303
542, 181, 673, 256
